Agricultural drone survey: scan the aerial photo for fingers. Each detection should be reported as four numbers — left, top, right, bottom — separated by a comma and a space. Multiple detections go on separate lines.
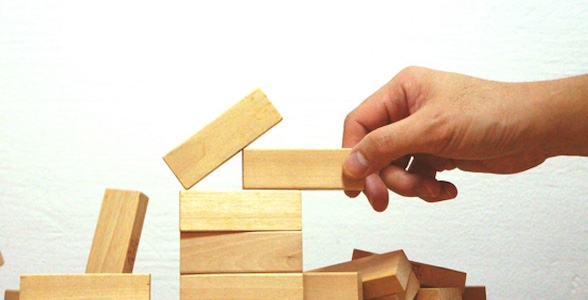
380, 162, 458, 202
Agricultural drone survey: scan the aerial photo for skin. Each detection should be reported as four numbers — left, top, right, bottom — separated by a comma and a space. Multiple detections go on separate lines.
342, 66, 588, 212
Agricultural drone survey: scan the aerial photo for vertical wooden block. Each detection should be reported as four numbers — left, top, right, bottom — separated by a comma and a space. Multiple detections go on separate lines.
180, 231, 302, 274
462, 286, 486, 300
416, 288, 462, 300
303, 272, 363, 300
5, 290, 20, 300
180, 274, 303, 300
163, 88, 282, 189
0, 250, 4, 266
86, 189, 148, 273
20, 274, 150, 300
242, 149, 364, 190
180, 190, 301, 232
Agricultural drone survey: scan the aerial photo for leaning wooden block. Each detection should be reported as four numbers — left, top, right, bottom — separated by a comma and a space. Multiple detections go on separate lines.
416, 288, 462, 300
5, 290, 20, 300
369, 271, 419, 300
311, 250, 412, 299
86, 189, 148, 273
180, 273, 303, 300
303, 272, 363, 300
242, 149, 364, 190
181, 231, 302, 274
180, 190, 301, 232
20, 274, 150, 300
462, 286, 486, 300
163, 88, 282, 189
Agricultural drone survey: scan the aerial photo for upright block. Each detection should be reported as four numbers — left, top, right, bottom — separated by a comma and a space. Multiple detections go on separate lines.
0, 250, 3, 266
180, 274, 303, 300
20, 274, 150, 300
416, 288, 462, 300
462, 286, 486, 300
311, 250, 412, 299
180, 190, 301, 232
181, 231, 302, 274
86, 189, 148, 273
242, 149, 364, 190
163, 88, 282, 189
303, 272, 363, 300
5, 290, 20, 300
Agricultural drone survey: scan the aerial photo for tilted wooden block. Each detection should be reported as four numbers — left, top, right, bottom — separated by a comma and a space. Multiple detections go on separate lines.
416, 288, 462, 300
180, 273, 303, 300
303, 272, 363, 300
5, 290, 20, 300
462, 286, 486, 300
242, 149, 364, 190
20, 274, 150, 300
180, 190, 301, 232
369, 271, 420, 300
181, 231, 302, 274
311, 250, 412, 299
86, 189, 148, 273
163, 88, 282, 189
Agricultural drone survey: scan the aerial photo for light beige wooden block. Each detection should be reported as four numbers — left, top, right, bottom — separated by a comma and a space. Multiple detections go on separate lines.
180, 273, 303, 300
462, 286, 486, 300
86, 189, 148, 273
180, 190, 301, 232
416, 288, 462, 300
20, 274, 150, 300
163, 88, 282, 189
242, 149, 364, 190
303, 272, 363, 300
311, 250, 412, 299
5, 290, 20, 300
181, 231, 302, 274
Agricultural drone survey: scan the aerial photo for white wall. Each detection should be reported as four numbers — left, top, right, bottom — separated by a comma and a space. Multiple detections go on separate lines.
1, 1, 587, 299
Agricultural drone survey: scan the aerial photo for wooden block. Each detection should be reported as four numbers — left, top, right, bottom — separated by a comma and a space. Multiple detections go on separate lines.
303, 272, 363, 300
462, 286, 486, 300
20, 274, 150, 300
163, 88, 282, 189
180, 273, 303, 300
5, 290, 20, 300
180, 190, 301, 232
311, 250, 412, 299
242, 149, 364, 190
369, 271, 420, 300
180, 231, 302, 274
0, 250, 3, 266
416, 288, 462, 300
86, 189, 148, 273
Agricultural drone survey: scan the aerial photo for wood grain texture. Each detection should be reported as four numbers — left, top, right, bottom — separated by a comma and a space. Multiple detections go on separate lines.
416, 288, 462, 300
163, 88, 282, 189
180, 231, 302, 274
180, 190, 301, 232
242, 149, 364, 190
303, 272, 363, 300
86, 189, 148, 273
180, 274, 303, 300
20, 274, 150, 300
368, 271, 419, 300
462, 286, 486, 300
4, 290, 20, 300
311, 250, 412, 299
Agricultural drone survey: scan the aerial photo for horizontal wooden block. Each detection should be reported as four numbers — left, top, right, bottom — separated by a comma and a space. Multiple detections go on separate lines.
242, 149, 364, 190
181, 273, 303, 300
416, 288, 462, 300
86, 189, 148, 273
311, 250, 412, 299
5, 290, 20, 300
20, 274, 150, 300
181, 231, 302, 274
303, 272, 363, 300
180, 190, 301, 231
163, 88, 282, 189
463, 286, 486, 300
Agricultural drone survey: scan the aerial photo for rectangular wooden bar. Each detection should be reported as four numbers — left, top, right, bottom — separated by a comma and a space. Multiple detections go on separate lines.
242, 149, 364, 190
4, 290, 20, 300
463, 286, 486, 300
163, 88, 282, 189
180, 190, 301, 232
181, 231, 302, 274
86, 189, 148, 273
0, 250, 4, 266
180, 274, 303, 300
416, 288, 462, 300
303, 272, 363, 300
20, 274, 150, 300
368, 271, 419, 300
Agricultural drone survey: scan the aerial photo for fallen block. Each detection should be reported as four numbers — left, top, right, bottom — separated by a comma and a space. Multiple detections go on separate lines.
242, 149, 364, 190
369, 271, 420, 300
462, 286, 486, 300
416, 288, 462, 300
86, 189, 148, 273
180, 190, 301, 232
303, 272, 363, 300
4, 290, 19, 300
163, 88, 282, 189
20, 273, 150, 300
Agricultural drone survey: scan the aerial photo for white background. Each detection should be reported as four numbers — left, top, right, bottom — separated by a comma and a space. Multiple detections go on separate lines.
1, 1, 588, 299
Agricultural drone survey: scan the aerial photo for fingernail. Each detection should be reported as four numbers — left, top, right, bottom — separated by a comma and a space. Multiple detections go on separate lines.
344, 151, 369, 178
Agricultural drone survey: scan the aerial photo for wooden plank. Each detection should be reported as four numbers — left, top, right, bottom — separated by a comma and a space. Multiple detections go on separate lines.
180, 273, 303, 300
180, 231, 302, 274
20, 274, 150, 300
369, 271, 420, 300
416, 288, 462, 300
462, 286, 486, 300
86, 189, 148, 273
311, 250, 412, 299
242, 149, 364, 190
180, 190, 301, 232
303, 272, 363, 300
5, 290, 20, 300
163, 88, 282, 189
